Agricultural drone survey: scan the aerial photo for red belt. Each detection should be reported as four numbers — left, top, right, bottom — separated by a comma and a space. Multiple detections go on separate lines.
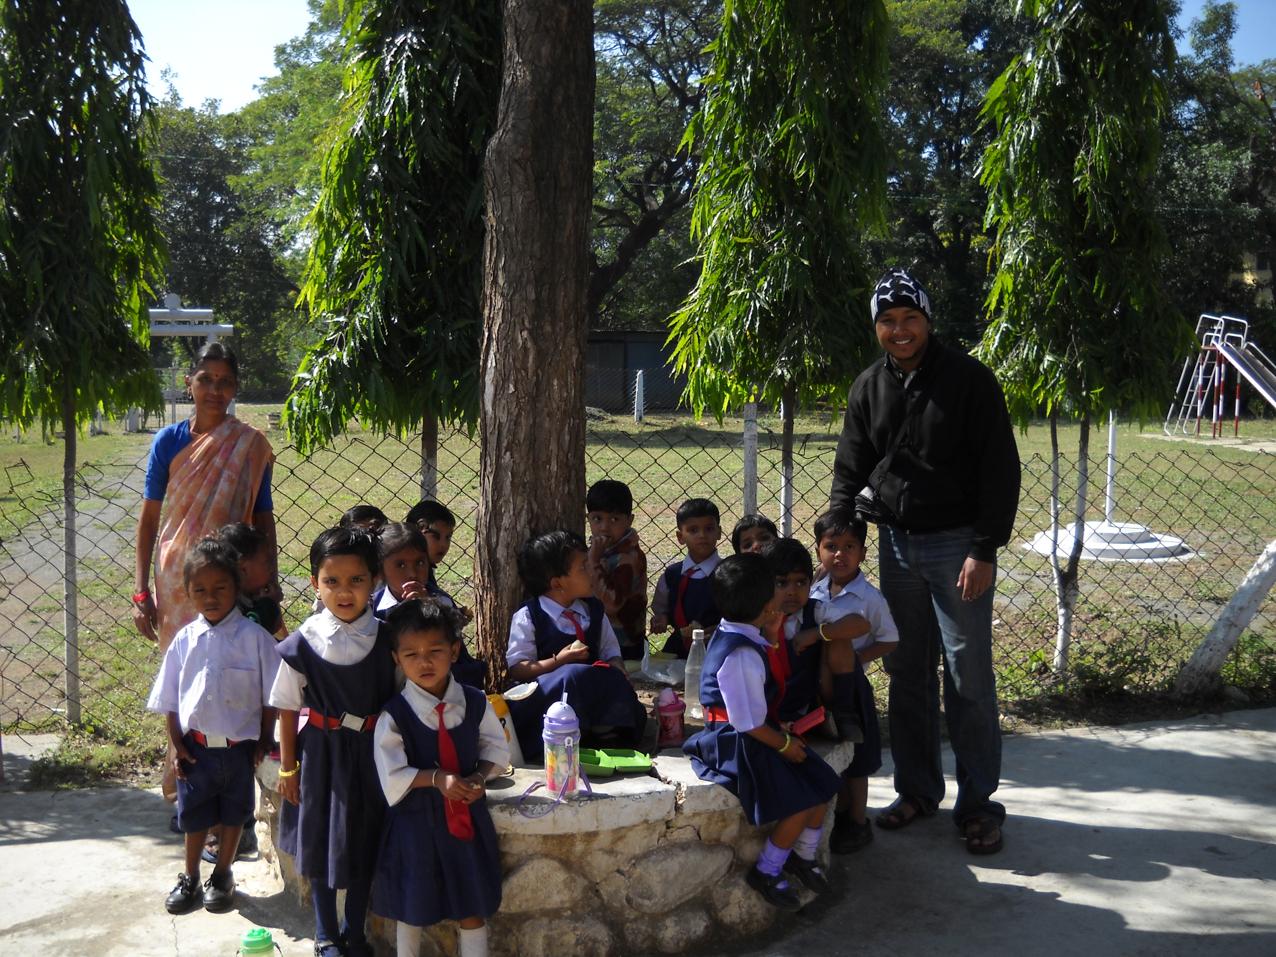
189, 730, 242, 748
302, 707, 377, 732
704, 706, 730, 724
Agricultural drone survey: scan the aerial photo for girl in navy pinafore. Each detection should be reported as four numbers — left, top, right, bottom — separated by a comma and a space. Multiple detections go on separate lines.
683, 624, 840, 825
269, 528, 396, 957
680, 554, 841, 910
505, 531, 646, 761
371, 598, 506, 957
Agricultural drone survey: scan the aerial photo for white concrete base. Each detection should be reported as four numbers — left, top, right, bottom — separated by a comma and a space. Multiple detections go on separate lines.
1027, 521, 1192, 562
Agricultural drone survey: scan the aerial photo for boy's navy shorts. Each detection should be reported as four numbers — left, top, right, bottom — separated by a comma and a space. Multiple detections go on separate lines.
175, 735, 256, 832
843, 668, 882, 779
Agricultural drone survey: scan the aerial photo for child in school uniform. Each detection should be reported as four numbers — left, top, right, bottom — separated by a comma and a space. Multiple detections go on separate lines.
373, 522, 486, 688
215, 522, 286, 638
270, 528, 398, 957
731, 514, 778, 555
148, 539, 279, 915
505, 530, 647, 761
585, 479, 648, 661
372, 599, 507, 957
682, 554, 842, 910
406, 499, 474, 623
808, 509, 899, 854
650, 498, 724, 657
195, 522, 284, 868
761, 537, 869, 733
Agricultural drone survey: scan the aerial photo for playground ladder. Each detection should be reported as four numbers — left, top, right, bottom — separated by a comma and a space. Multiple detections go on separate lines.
1165, 314, 1276, 436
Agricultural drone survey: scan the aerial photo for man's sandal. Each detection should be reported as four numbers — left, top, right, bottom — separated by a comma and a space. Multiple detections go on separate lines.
875, 795, 935, 830
962, 816, 1004, 855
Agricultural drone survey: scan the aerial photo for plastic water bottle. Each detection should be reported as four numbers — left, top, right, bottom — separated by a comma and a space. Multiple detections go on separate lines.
542, 692, 580, 797
237, 927, 281, 955
684, 628, 706, 721
654, 687, 686, 747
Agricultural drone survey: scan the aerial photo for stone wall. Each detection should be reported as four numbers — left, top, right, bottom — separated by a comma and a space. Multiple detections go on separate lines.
258, 739, 854, 956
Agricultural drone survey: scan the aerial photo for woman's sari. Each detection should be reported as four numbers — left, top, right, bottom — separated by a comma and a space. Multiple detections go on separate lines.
154, 417, 274, 648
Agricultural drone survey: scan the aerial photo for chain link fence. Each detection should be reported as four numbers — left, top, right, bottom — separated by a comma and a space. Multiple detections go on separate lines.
3, 411, 1275, 750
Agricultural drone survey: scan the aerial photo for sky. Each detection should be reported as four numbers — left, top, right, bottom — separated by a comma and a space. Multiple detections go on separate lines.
129, 0, 313, 112
130, 0, 1275, 115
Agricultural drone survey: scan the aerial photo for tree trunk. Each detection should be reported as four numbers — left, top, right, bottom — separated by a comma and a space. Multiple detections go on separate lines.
62, 380, 80, 724
1175, 539, 1276, 696
474, 0, 594, 691
779, 384, 796, 535
1052, 411, 1091, 679
420, 410, 438, 501
741, 401, 758, 515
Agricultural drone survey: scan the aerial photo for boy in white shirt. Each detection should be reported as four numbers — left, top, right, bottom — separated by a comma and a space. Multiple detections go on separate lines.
148, 539, 279, 915
809, 509, 899, 853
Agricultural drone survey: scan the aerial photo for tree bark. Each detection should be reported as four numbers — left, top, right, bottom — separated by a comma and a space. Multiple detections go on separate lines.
779, 383, 796, 536
1052, 411, 1090, 679
474, 0, 594, 690
1175, 539, 1276, 696
62, 379, 80, 724
420, 410, 438, 501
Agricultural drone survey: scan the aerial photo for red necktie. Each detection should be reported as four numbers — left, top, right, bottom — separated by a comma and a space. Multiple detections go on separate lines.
672, 566, 697, 630
435, 702, 474, 841
562, 608, 586, 644
766, 616, 791, 722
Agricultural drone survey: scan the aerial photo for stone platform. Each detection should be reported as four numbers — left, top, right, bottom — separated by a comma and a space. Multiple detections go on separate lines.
259, 739, 855, 956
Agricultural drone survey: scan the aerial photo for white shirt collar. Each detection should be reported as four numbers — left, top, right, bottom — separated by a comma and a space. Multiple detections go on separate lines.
190, 605, 245, 638
301, 605, 378, 643
537, 595, 588, 621
402, 673, 464, 712
715, 619, 768, 648
810, 571, 866, 603
681, 551, 721, 575
376, 587, 399, 614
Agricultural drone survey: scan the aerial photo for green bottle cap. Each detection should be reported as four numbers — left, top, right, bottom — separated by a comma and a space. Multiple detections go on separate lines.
239, 927, 275, 955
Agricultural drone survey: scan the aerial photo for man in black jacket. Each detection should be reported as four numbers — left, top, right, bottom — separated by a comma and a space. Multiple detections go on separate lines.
830, 267, 1020, 855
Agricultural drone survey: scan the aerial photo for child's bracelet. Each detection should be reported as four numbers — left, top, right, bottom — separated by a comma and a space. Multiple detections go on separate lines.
819, 623, 832, 642
777, 733, 792, 754
278, 763, 300, 779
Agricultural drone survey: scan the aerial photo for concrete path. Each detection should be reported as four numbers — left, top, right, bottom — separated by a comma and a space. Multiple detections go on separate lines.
3, 710, 1275, 956
719, 708, 1276, 957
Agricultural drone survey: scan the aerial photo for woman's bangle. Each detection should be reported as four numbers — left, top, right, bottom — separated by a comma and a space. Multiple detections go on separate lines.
777, 733, 792, 754
432, 768, 440, 789
819, 623, 832, 643
278, 763, 299, 779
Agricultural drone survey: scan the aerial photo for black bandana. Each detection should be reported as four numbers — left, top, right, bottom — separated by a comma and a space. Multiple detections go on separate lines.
870, 267, 932, 322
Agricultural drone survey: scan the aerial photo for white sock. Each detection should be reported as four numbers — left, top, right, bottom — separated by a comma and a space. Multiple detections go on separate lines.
459, 924, 488, 957
396, 922, 422, 957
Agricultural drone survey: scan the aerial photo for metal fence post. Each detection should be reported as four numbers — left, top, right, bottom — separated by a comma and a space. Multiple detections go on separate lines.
742, 401, 758, 514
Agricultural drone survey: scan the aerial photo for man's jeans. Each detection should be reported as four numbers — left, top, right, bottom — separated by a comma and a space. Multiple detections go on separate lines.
878, 524, 1004, 825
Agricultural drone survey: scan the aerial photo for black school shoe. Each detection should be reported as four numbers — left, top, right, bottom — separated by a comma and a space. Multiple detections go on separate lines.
202, 869, 236, 912
783, 853, 831, 894
165, 872, 201, 914
831, 814, 874, 854
745, 866, 802, 911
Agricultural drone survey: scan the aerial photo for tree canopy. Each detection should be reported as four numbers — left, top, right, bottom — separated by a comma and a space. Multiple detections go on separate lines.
0, 0, 165, 426
979, 0, 1191, 424
284, 0, 501, 452
668, 0, 891, 419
